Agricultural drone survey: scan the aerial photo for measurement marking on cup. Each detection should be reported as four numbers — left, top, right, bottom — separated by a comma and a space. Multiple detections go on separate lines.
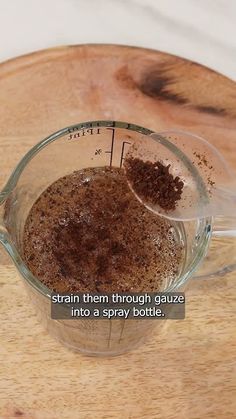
68, 127, 101, 140
95, 149, 102, 155
105, 128, 115, 167
120, 141, 131, 168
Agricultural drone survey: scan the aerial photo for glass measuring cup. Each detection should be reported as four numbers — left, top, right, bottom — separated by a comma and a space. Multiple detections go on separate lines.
0, 120, 235, 356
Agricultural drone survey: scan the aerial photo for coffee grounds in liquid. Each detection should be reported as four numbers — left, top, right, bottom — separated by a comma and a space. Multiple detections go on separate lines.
22, 167, 183, 293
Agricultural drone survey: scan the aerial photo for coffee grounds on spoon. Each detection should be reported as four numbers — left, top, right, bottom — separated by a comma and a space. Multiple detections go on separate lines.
125, 157, 184, 211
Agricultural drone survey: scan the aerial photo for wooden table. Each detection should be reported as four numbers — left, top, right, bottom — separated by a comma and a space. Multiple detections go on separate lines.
0, 45, 236, 419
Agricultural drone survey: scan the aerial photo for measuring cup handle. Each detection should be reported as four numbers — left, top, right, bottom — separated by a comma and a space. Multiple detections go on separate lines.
195, 216, 236, 279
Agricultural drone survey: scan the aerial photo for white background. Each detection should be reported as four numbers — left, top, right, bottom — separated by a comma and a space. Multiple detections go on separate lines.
0, 0, 235, 79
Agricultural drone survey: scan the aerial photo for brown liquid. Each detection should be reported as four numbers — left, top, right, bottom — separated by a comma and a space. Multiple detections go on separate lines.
22, 167, 183, 293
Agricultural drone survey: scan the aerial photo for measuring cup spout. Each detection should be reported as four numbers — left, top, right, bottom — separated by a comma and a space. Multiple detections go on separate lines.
0, 190, 15, 260
0, 200, 25, 278
0, 196, 6, 236
0, 199, 10, 259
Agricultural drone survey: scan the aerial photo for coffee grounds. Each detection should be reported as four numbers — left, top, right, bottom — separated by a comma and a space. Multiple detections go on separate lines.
193, 151, 215, 189
193, 151, 213, 170
22, 167, 183, 293
125, 157, 184, 211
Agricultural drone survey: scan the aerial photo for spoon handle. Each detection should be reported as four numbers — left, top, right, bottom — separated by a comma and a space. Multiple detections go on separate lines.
210, 185, 236, 235
212, 215, 236, 238
210, 186, 236, 218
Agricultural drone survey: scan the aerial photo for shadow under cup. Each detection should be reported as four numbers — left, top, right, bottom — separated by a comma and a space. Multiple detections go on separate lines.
1, 121, 212, 355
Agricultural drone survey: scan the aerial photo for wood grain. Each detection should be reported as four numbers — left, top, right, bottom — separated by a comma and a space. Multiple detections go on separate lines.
0, 45, 236, 419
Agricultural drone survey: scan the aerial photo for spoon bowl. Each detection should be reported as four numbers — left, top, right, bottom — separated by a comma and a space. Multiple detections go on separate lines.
124, 130, 234, 221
